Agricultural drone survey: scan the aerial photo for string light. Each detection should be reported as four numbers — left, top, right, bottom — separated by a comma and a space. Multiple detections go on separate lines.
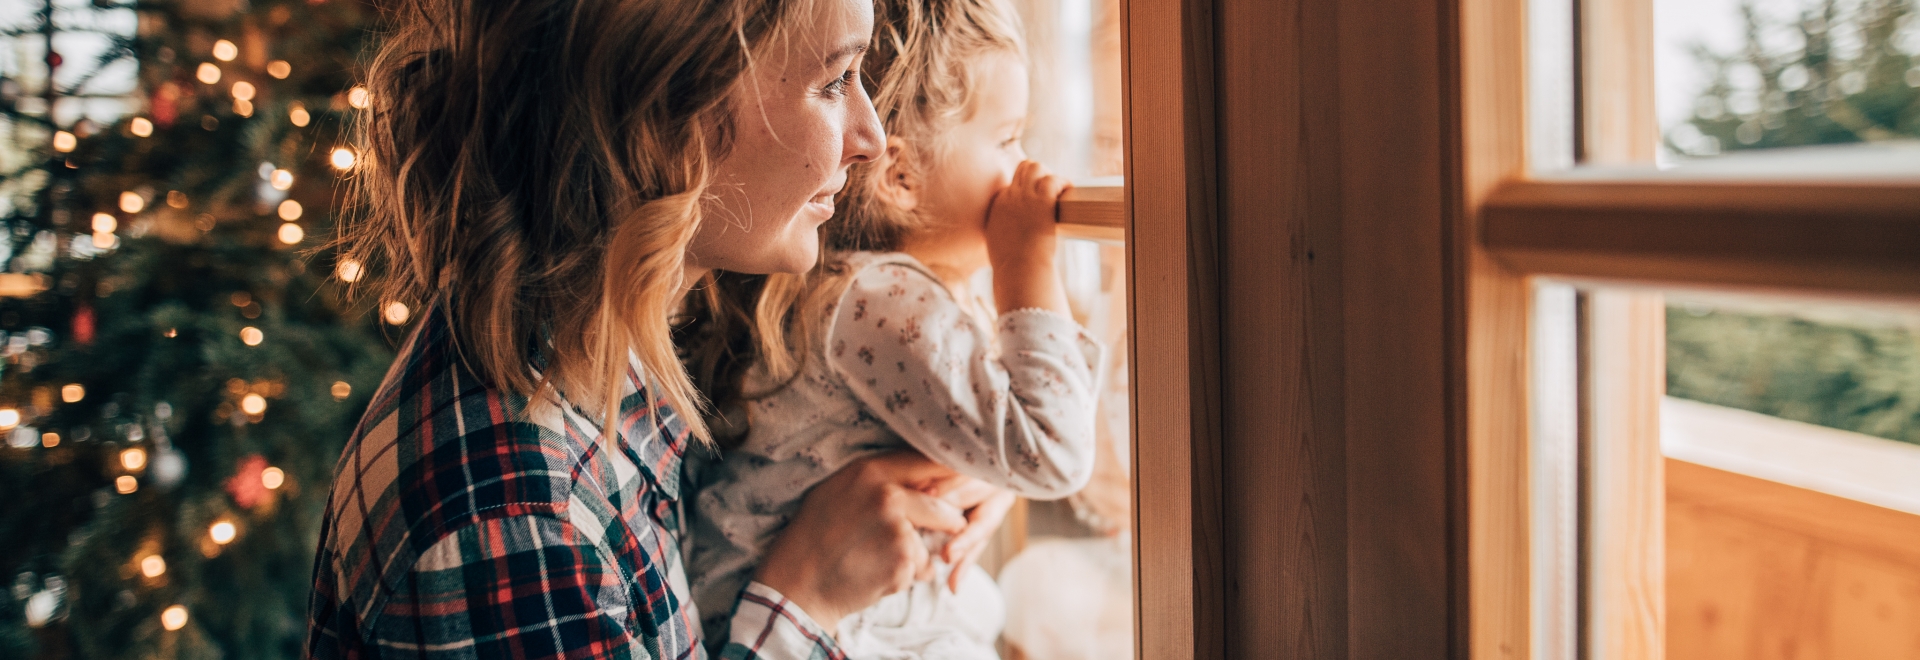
209, 521, 236, 544
347, 86, 371, 109
240, 393, 267, 416
62, 384, 84, 403
267, 60, 291, 79
277, 199, 303, 221
119, 191, 145, 213
115, 475, 137, 494
130, 117, 153, 137
52, 131, 76, 152
41, 432, 58, 448
336, 259, 364, 283
230, 82, 255, 101
270, 169, 293, 191
234, 99, 253, 117
91, 213, 117, 233
383, 301, 411, 325
92, 231, 117, 250
330, 147, 356, 170
196, 63, 221, 84
161, 605, 188, 631
0, 408, 19, 430
121, 447, 147, 471
331, 381, 352, 400
140, 555, 166, 578
277, 223, 304, 244
261, 467, 285, 490
240, 327, 263, 346
212, 39, 238, 62
289, 102, 310, 127
167, 191, 188, 208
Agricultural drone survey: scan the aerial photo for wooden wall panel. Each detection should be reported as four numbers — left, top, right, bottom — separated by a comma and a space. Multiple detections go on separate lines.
1215, 0, 1347, 656
1667, 459, 1920, 660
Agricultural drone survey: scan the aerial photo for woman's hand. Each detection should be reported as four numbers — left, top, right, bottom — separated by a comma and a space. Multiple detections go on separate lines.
753, 452, 969, 633
985, 160, 1072, 315
938, 480, 1018, 592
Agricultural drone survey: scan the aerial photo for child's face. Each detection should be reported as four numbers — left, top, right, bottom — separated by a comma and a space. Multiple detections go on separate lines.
919, 53, 1029, 238
691, 0, 886, 276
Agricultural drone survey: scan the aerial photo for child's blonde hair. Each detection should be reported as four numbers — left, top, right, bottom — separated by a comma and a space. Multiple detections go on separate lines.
681, 0, 1026, 438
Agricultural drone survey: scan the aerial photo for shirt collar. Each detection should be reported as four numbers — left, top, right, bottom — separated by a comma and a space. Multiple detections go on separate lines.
612, 352, 689, 503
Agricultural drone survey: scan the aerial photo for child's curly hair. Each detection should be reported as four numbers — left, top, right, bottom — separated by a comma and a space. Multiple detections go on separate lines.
680, 0, 1026, 442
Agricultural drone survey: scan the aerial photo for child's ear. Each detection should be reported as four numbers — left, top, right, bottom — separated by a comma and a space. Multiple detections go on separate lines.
874, 135, 920, 212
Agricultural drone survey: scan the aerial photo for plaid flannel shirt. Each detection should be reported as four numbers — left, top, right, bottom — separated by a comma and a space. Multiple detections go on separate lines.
306, 309, 844, 659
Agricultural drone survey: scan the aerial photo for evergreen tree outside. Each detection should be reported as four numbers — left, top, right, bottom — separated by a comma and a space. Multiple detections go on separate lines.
1665, 0, 1920, 447
0, 0, 392, 657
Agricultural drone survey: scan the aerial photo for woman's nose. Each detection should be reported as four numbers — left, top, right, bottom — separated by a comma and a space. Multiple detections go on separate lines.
844, 82, 885, 164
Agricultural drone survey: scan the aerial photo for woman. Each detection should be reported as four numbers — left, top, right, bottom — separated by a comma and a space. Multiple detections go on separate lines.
304, 0, 991, 655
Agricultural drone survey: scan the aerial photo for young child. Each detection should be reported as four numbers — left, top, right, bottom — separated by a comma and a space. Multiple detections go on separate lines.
684, 0, 1101, 656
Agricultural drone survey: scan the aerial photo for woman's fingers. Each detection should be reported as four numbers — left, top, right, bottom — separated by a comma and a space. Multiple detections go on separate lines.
896, 487, 967, 534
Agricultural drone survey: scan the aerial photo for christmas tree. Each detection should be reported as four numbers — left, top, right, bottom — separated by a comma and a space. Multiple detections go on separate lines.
0, 0, 393, 657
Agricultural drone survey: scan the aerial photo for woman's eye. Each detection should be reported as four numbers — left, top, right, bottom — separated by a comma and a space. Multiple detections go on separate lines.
824, 70, 858, 97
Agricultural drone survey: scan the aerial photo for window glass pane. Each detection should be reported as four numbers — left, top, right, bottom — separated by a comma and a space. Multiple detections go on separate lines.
1656, 0, 1920, 171
983, 1, 1130, 657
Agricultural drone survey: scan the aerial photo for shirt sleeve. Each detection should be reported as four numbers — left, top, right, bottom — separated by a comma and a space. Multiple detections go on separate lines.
365, 515, 641, 659
719, 582, 846, 660
825, 261, 1104, 499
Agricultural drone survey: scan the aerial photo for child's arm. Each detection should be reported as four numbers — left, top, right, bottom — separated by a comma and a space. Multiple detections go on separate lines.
986, 161, 1072, 316
824, 261, 1102, 499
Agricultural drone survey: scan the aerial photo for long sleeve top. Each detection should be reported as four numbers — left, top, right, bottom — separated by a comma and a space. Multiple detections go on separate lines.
305, 308, 840, 660
687, 252, 1104, 653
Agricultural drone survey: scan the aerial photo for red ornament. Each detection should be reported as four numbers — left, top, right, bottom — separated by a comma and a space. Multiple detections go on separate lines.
46, 52, 61, 68
71, 305, 94, 345
152, 82, 182, 128
226, 455, 269, 508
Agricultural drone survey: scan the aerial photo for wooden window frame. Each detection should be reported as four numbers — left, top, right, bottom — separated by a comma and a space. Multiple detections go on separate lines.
1057, 0, 1920, 657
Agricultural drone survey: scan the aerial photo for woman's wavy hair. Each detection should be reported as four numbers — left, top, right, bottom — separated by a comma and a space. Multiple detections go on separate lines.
339, 0, 821, 439
681, 0, 1024, 441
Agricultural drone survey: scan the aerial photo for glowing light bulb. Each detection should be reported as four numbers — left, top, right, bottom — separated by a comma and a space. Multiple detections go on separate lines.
130, 117, 154, 137
231, 81, 255, 101
331, 381, 352, 400
336, 259, 363, 283
141, 555, 166, 578
383, 301, 411, 325
277, 199, 303, 221
0, 409, 20, 430
121, 447, 147, 471
168, 191, 188, 208
196, 63, 222, 84
41, 432, 58, 448
212, 39, 238, 62
52, 131, 76, 152
61, 384, 84, 403
329, 148, 356, 170
119, 191, 145, 213
209, 521, 236, 544
270, 169, 293, 191
91, 213, 117, 233
267, 60, 291, 79
92, 231, 117, 250
289, 102, 310, 127
161, 605, 188, 631
277, 223, 304, 244
233, 98, 253, 117
240, 327, 263, 346
347, 86, 371, 109
240, 393, 267, 416
261, 467, 285, 490
115, 475, 138, 494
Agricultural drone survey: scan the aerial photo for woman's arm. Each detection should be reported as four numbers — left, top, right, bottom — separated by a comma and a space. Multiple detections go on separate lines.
721, 452, 969, 655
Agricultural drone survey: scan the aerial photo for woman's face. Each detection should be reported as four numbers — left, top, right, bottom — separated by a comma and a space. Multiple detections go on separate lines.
690, 0, 885, 275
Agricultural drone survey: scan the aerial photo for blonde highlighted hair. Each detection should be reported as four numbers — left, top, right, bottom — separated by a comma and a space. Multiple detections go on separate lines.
339, 0, 821, 440
682, 0, 1026, 434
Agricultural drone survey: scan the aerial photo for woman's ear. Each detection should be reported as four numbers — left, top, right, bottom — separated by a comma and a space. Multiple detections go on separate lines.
873, 135, 920, 212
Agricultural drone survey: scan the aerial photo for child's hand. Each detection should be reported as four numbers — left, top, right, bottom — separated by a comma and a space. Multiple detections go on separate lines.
985, 161, 1071, 314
